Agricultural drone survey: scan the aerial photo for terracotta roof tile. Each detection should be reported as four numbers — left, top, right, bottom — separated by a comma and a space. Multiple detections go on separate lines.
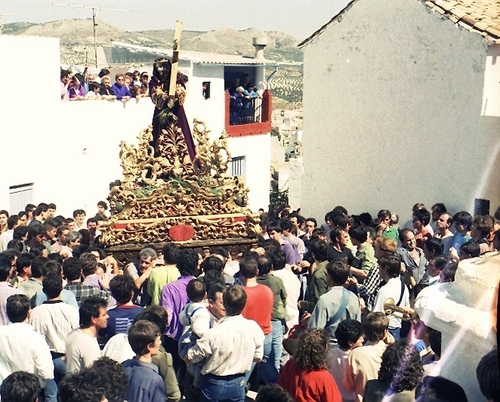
426, 0, 500, 42
450, 6, 468, 18
487, 26, 500, 37
474, 20, 491, 30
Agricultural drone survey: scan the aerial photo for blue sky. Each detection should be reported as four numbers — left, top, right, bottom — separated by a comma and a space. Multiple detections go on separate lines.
1, 0, 351, 40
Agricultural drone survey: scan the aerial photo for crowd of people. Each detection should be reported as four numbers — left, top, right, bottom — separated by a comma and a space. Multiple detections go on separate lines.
0, 200, 498, 402
227, 74, 263, 125
60, 68, 151, 102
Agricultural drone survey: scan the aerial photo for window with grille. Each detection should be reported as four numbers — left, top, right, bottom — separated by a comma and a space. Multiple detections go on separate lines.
230, 156, 246, 178
9, 183, 34, 214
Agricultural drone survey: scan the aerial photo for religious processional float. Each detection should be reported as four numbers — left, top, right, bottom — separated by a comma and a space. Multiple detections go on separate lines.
99, 21, 261, 261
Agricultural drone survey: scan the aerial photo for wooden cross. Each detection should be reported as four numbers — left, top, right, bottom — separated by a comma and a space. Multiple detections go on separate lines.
169, 20, 183, 97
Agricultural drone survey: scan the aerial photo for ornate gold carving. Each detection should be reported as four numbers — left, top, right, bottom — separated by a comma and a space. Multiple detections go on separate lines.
101, 119, 260, 246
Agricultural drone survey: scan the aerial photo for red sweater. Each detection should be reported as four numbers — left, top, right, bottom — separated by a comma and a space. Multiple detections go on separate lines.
277, 358, 342, 402
241, 284, 273, 335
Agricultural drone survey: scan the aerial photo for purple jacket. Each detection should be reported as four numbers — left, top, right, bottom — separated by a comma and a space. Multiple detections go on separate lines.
160, 276, 195, 340
111, 83, 132, 100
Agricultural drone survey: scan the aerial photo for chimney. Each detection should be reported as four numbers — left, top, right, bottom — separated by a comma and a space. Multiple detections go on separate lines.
252, 37, 267, 60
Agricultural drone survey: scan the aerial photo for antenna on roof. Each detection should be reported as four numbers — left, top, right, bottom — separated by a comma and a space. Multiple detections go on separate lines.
0, 12, 17, 35
52, 3, 130, 67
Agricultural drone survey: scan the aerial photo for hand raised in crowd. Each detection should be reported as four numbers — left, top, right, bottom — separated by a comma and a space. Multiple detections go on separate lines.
448, 246, 459, 261
98, 273, 111, 291
347, 276, 358, 288
300, 311, 311, 327
384, 331, 395, 345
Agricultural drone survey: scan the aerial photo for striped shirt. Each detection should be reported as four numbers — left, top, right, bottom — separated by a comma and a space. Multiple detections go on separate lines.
105, 304, 143, 340
30, 300, 79, 353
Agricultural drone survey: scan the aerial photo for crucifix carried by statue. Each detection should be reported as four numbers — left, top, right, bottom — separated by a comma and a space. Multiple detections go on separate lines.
149, 20, 196, 161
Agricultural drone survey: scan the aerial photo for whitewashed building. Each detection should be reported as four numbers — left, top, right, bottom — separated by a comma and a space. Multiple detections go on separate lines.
0, 35, 272, 217
298, 0, 500, 222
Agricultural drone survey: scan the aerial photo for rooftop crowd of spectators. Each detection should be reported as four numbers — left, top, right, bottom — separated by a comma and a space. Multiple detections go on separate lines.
60, 68, 151, 102
0, 200, 498, 402
226, 74, 264, 125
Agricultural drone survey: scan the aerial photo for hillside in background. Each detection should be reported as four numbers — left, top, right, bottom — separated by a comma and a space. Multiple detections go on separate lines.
4, 19, 303, 63
4, 19, 303, 108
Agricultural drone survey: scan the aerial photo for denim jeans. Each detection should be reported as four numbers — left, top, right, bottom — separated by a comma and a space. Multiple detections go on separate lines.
244, 331, 272, 386
53, 356, 67, 382
43, 356, 66, 402
257, 329, 280, 384
201, 373, 246, 402
270, 320, 284, 372
43, 380, 57, 402
388, 327, 401, 341
255, 320, 283, 384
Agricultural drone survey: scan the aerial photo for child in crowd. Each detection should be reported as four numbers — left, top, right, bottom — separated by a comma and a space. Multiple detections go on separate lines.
122, 321, 165, 402
178, 279, 211, 388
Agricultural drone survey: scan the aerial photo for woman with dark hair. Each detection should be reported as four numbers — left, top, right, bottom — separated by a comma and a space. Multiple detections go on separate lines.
256, 384, 294, 402
277, 328, 341, 402
364, 339, 423, 402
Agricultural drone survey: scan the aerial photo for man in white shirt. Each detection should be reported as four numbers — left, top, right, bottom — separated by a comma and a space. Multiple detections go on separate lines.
0, 294, 53, 396
65, 296, 108, 373
186, 285, 264, 401
30, 273, 79, 399
372, 255, 410, 340
434, 213, 455, 254
0, 253, 24, 325
0, 215, 20, 252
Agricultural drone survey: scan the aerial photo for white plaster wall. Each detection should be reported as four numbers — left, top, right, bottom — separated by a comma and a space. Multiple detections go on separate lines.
227, 134, 270, 212
188, 64, 226, 137
0, 36, 269, 218
189, 63, 271, 212
300, 0, 500, 222
0, 34, 155, 217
